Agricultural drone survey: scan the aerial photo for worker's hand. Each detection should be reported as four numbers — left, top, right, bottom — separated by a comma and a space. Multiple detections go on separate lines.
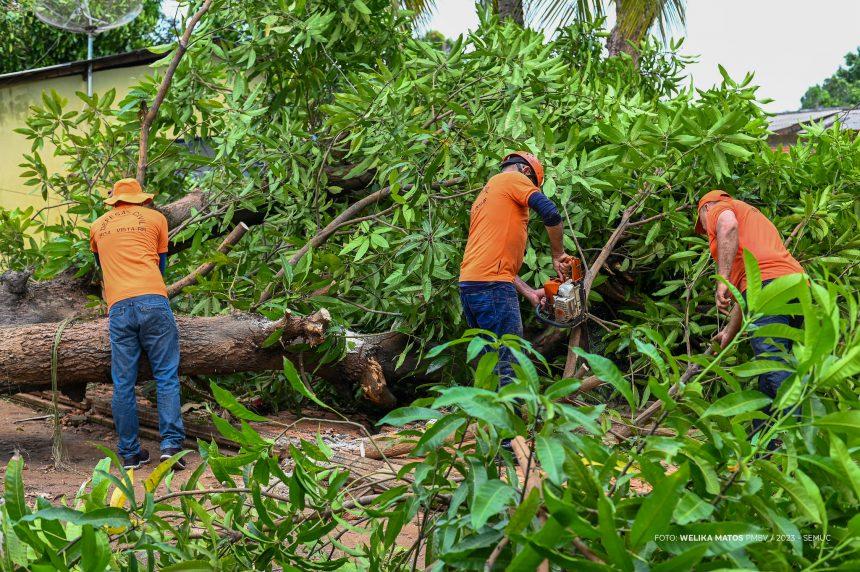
525, 287, 545, 308
715, 281, 732, 315
552, 252, 572, 280
712, 327, 735, 350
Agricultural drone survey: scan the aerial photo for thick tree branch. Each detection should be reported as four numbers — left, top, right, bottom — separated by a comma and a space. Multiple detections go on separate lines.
167, 222, 249, 297
255, 177, 464, 308
0, 310, 329, 394
137, 0, 214, 184
563, 188, 654, 377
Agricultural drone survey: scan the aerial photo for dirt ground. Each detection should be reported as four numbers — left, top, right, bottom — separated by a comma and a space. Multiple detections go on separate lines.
0, 397, 222, 502
0, 395, 421, 558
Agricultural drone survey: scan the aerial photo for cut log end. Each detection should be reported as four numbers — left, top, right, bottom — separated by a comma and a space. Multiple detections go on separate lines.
359, 356, 396, 409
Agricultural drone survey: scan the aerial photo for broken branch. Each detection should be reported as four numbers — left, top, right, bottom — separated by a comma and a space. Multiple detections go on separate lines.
167, 222, 249, 297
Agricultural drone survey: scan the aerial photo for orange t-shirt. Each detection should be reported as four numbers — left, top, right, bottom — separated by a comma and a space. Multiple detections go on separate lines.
459, 171, 538, 282
706, 198, 803, 291
90, 204, 169, 309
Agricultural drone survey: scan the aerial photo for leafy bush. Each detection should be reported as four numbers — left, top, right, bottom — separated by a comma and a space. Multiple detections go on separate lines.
2, 260, 857, 569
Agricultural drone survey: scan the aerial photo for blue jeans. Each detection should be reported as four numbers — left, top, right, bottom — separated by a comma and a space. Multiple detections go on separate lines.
750, 313, 795, 399
745, 280, 802, 435
109, 294, 185, 457
459, 282, 523, 384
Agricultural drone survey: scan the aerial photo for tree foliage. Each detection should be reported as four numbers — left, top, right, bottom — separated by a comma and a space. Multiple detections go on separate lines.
0, 0, 858, 568
801, 47, 860, 109
0, 0, 168, 74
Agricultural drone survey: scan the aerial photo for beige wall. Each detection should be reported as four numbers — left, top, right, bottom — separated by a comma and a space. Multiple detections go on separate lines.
0, 64, 153, 225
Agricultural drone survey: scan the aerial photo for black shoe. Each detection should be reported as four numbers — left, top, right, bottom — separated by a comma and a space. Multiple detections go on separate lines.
122, 449, 151, 470
160, 447, 187, 471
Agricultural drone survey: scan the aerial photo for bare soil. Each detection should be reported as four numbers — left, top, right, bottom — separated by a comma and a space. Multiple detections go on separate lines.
0, 397, 221, 502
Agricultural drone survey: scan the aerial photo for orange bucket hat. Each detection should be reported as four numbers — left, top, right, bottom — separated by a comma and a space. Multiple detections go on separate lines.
105, 178, 154, 206
694, 190, 731, 234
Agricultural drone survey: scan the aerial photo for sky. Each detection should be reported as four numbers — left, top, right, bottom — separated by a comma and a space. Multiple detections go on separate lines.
422, 0, 860, 112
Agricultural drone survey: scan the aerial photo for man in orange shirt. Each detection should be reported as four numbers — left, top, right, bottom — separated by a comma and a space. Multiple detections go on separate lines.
90, 179, 185, 470
459, 151, 570, 383
695, 190, 804, 403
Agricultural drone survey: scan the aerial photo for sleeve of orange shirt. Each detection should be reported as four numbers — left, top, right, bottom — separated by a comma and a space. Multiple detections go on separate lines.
705, 202, 733, 240
89, 227, 98, 253
157, 214, 169, 254
506, 176, 539, 206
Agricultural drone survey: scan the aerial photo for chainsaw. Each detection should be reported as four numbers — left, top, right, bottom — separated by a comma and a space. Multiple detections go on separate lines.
534, 258, 587, 328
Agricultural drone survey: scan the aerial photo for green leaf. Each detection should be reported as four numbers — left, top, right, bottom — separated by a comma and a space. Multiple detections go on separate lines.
80, 525, 111, 572
159, 560, 214, 572
210, 381, 268, 422
730, 360, 793, 378
812, 411, 860, 433
830, 433, 860, 500
672, 491, 714, 525
701, 390, 771, 418
260, 327, 284, 348
505, 487, 542, 536
651, 545, 708, 572
474, 352, 499, 389
629, 464, 689, 549
283, 359, 332, 411
597, 495, 632, 571
377, 407, 440, 427
470, 480, 515, 529
573, 348, 635, 411
544, 377, 581, 401
4, 455, 29, 521
21, 507, 129, 528
352, 0, 371, 15
414, 415, 465, 455
758, 461, 821, 524
536, 434, 566, 485
743, 249, 762, 309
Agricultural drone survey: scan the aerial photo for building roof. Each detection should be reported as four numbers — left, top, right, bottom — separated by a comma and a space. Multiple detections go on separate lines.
768, 107, 860, 135
0, 48, 160, 89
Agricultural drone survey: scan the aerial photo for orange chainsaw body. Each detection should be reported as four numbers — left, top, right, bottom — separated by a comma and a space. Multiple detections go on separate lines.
538, 259, 586, 328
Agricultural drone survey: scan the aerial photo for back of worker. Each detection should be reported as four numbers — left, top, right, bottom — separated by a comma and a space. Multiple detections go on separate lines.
91, 202, 169, 309
696, 190, 804, 450
459, 152, 570, 384
460, 171, 534, 282
90, 178, 186, 470
702, 196, 802, 292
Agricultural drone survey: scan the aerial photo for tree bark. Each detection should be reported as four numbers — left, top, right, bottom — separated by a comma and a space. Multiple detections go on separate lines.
606, 0, 656, 67
0, 309, 420, 408
496, 0, 524, 26
0, 310, 329, 395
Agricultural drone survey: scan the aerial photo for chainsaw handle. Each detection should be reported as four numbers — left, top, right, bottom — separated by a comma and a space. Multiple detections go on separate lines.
534, 304, 583, 328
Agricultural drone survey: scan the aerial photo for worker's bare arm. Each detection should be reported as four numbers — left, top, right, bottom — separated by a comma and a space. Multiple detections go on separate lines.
715, 209, 739, 314
713, 304, 742, 349
513, 276, 544, 307
545, 223, 571, 278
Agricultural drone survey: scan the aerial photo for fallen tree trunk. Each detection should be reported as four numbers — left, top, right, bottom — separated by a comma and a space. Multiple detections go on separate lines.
0, 311, 419, 409
0, 311, 329, 395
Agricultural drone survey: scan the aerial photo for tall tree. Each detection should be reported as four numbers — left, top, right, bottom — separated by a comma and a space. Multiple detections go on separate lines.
801, 48, 860, 109
528, 0, 684, 63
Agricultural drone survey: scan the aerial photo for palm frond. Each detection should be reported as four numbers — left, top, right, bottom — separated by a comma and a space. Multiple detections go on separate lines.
524, 0, 606, 31
525, 0, 686, 41
400, 0, 438, 26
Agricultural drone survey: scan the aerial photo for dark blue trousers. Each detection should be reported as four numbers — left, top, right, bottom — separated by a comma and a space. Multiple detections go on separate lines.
459, 281, 523, 384
745, 280, 802, 435
109, 294, 185, 457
